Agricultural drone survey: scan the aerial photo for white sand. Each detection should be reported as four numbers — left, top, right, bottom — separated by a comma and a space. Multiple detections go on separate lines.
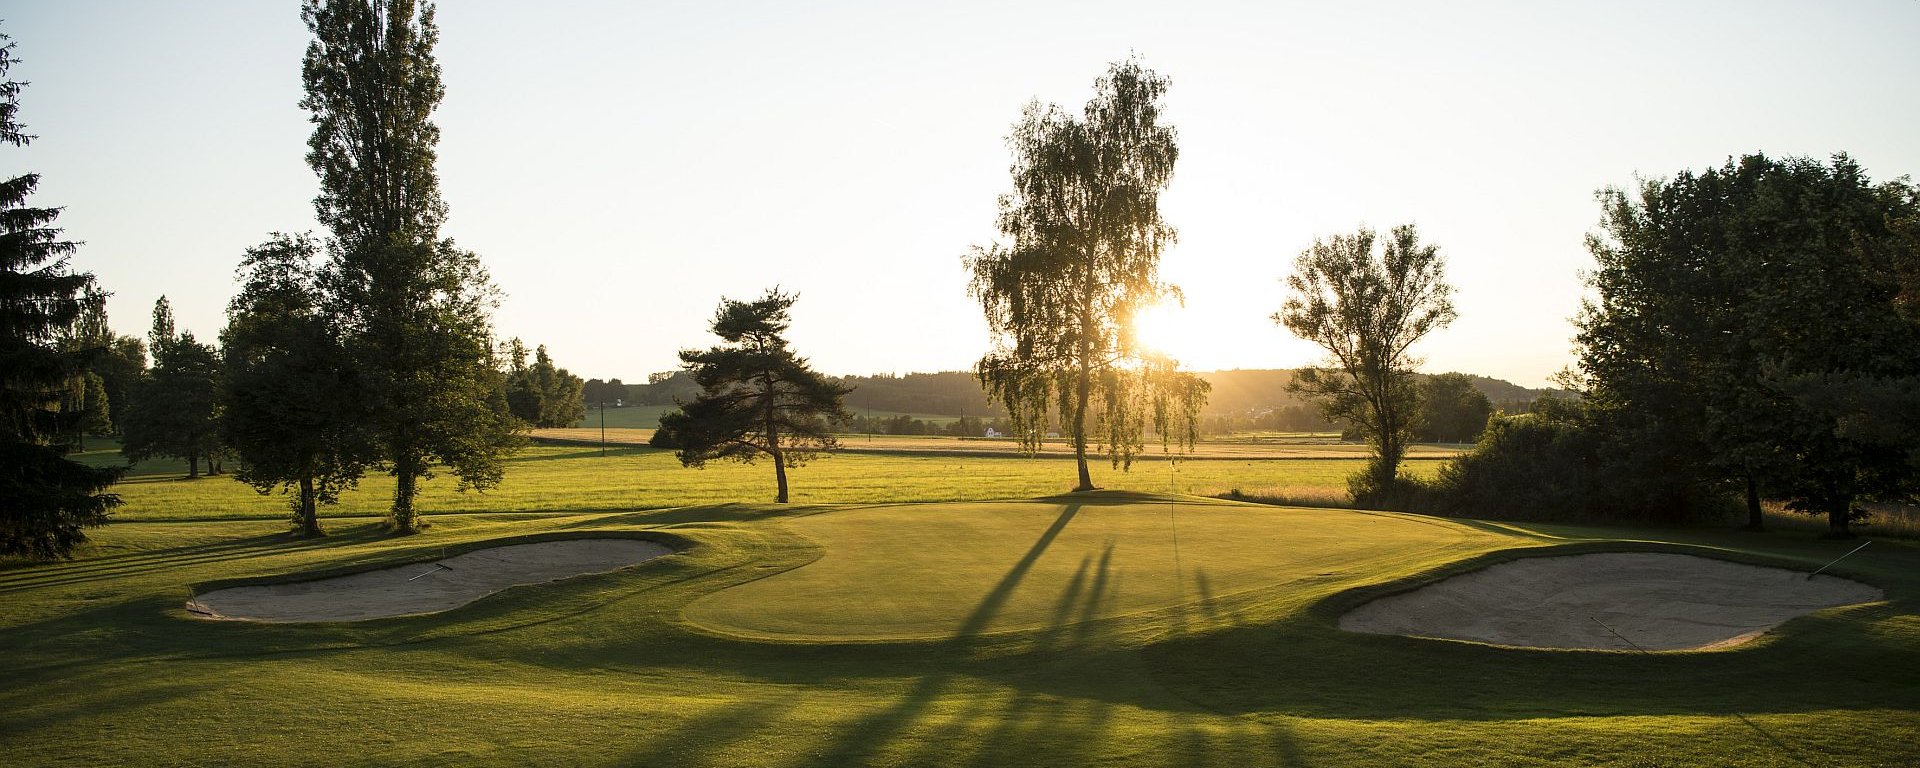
188, 538, 674, 623
1338, 552, 1882, 651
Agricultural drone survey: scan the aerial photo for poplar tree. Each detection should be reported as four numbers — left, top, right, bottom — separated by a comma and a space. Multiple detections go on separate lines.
965, 58, 1208, 491
301, 0, 519, 532
0, 30, 121, 558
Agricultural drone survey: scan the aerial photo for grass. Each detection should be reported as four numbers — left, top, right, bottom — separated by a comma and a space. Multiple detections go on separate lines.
85, 440, 1439, 523
568, 405, 963, 431
4, 445, 1917, 766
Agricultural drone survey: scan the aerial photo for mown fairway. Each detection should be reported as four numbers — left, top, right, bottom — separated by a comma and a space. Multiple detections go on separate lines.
4, 447, 1918, 766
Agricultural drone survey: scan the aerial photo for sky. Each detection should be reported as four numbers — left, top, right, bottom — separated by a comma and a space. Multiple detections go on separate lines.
9, 1, 1919, 388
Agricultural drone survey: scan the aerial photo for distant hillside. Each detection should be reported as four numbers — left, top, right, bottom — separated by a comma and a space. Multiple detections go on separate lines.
603, 368, 1566, 418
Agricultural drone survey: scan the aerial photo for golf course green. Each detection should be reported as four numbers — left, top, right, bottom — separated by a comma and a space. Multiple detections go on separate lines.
4, 450, 1917, 766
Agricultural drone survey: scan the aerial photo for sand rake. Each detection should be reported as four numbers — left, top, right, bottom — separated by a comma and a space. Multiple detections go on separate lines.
407, 547, 455, 581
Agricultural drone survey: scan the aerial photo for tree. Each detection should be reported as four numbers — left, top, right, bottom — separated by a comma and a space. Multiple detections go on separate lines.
121, 298, 224, 477
1418, 372, 1493, 443
651, 289, 851, 503
0, 30, 122, 558
505, 341, 585, 428
221, 233, 374, 536
1277, 225, 1456, 501
965, 58, 1208, 490
1576, 153, 1920, 536
58, 286, 141, 448
302, 0, 521, 532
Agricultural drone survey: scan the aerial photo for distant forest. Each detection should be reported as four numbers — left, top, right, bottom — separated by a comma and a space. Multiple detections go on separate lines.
591, 369, 1565, 423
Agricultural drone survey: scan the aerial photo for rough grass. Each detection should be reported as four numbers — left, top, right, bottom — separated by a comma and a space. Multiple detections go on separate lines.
83, 441, 1439, 523
6, 446, 1917, 766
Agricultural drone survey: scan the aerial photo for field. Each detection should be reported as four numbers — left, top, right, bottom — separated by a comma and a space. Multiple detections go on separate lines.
570, 405, 963, 431
533, 427, 1467, 460
5, 444, 1918, 766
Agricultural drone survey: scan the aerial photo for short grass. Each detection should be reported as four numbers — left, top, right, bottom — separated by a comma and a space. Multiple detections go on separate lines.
5, 446, 1917, 766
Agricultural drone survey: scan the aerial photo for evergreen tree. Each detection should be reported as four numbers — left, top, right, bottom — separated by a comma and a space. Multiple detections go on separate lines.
221, 233, 374, 536
0, 30, 121, 558
302, 0, 520, 532
964, 58, 1208, 490
651, 290, 852, 503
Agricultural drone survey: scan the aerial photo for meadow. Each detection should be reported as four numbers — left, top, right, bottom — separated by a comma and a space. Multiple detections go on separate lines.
4, 442, 1917, 766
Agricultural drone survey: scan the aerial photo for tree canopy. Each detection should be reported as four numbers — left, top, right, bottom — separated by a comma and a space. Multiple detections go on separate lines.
506, 341, 586, 429
1575, 153, 1920, 535
651, 289, 851, 503
221, 233, 374, 536
120, 298, 225, 477
1277, 224, 1456, 502
965, 58, 1208, 490
1417, 372, 1493, 444
0, 30, 121, 558
301, 0, 520, 532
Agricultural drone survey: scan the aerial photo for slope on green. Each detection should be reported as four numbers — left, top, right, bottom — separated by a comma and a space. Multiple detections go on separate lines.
688, 492, 1505, 640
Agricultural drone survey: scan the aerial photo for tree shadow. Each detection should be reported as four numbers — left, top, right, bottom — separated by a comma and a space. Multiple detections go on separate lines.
0, 523, 388, 595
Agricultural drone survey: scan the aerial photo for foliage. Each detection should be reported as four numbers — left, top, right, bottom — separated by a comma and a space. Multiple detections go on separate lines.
651, 289, 852, 503
120, 298, 225, 477
965, 58, 1208, 490
1431, 397, 1729, 523
301, 0, 521, 532
0, 30, 121, 558
1277, 224, 1455, 501
506, 340, 586, 428
1575, 153, 1920, 535
1416, 372, 1492, 443
581, 377, 627, 406
220, 233, 375, 536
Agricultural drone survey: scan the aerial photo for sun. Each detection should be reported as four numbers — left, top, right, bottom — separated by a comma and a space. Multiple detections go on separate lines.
1130, 300, 1195, 361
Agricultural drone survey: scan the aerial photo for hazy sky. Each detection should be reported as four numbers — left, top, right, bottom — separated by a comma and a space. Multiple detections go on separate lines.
10, 1, 1919, 387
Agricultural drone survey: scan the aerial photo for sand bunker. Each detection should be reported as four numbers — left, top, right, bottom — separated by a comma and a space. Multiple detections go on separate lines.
188, 538, 673, 622
1339, 552, 1881, 651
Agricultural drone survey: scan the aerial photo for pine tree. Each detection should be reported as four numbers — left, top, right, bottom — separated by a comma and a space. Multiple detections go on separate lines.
652, 290, 852, 503
0, 30, 121, 558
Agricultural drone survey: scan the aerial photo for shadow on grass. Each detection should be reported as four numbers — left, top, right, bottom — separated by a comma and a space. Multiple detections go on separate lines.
0, 524, 389, 595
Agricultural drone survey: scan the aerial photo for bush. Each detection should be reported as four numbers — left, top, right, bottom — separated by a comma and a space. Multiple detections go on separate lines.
1429, 398, 1731, 524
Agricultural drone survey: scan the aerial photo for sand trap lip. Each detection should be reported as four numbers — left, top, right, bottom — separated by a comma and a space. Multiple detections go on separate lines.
187, 538, 674, 623
1339, 552, 1882, 651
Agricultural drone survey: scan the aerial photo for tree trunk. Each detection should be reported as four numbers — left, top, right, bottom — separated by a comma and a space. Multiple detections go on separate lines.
772, 449, 789, 504
296, 474, 323, 537
1826, 498, 1854, 539
1743, 472, 1765, 531
762, 371, 789, 503
187, 448, 200, 478
391, 453, 420, 533
1072, 363, 1094, 492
